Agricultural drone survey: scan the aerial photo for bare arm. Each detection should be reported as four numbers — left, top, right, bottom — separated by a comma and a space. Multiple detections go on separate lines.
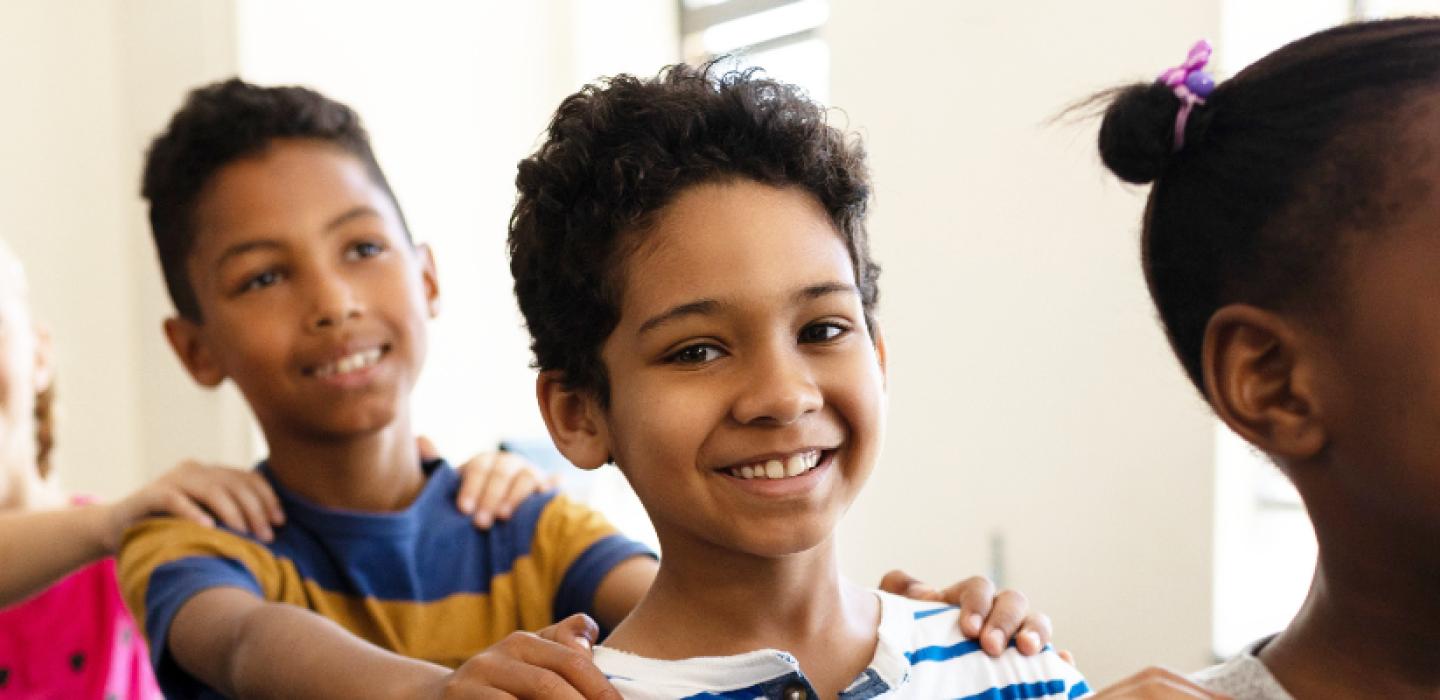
0, 460, 280, 608
588, 555, 659, 631
171, 587, 620, 699
0, 505, 112, 606
169, 587, 447, 699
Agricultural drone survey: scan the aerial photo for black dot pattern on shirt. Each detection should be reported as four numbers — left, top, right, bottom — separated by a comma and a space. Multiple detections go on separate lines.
0, 667, 8, 687
70, 651, 85, 672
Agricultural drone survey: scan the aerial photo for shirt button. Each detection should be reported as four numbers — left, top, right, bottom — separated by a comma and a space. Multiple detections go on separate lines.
70, 651, 86, 672
0, 667, 9, 687
782, 681, 809, 700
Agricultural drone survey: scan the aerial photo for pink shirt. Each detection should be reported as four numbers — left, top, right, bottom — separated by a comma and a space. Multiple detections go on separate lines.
0, 554, 161, 699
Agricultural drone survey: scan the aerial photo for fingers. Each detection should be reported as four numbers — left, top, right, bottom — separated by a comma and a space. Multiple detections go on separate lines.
457, 452, 555, 530
935, 575, 994, 640
976, 588, 1027, 657
180, 465, 282, 542
878, 569, 942, 602
452, 622, 615, 700
473, 457, 523, 529
152, 462, 286, 543
159, 491, 215, 529
536, 613, 601, 653
456, 453, 499, 522
1058, 648, 1075, 666
1014, 611, 1053, 656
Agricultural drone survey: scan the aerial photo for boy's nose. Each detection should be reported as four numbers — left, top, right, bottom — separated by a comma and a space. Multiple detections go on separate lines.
307, 278, 363, 330
731, 350, 822, 426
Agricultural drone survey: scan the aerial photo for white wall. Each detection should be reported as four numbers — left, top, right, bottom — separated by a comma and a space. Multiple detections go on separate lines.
828, 1, 1221, 685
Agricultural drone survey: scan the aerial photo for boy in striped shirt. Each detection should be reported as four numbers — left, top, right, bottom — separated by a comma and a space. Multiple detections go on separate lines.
508, 63, 1091, 699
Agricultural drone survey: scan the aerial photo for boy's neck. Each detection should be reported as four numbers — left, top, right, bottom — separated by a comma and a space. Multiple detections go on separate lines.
606, 534, 879, 699
1261, 486, 1440, 697
260, 415, 426, 512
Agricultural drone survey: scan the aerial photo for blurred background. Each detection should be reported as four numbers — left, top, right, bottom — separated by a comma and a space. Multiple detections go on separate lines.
2, 0, 1433, 686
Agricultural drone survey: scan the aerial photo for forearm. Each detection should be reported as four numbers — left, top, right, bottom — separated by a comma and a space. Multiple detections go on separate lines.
0, 505, 111, 606
175, 590, 448, 699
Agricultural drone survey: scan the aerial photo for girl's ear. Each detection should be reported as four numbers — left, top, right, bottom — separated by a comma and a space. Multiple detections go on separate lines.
1203, 304, 1327, 461
163, 316, 227, 388
536, 371, 612, 471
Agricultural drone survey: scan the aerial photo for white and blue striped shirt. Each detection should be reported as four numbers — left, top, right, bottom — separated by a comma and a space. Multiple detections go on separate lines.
593, 591, 1092, 699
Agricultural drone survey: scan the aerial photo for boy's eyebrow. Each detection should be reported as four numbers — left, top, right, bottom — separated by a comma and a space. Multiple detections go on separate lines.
326, 205, 380, 231
636, 283, 858, 335
638, 299, 721, 335
214, 240, 281, 270
797, 281, 860, 301
212, 206, 381, 270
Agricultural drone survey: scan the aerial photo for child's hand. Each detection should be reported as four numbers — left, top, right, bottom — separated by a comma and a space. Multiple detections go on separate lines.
427, 437, 560, 529
879, 569, 1054, 657
1091, 667, 1231, 699
105, 460, 284, 550
434, 613, 619, 699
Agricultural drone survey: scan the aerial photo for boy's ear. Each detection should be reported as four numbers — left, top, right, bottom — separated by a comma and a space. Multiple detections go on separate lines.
872, 325, 888, 389
536, 371, 611, 471
1203, 304, 1326, 461
163, 316, 227, 388
416, 243, 440, 318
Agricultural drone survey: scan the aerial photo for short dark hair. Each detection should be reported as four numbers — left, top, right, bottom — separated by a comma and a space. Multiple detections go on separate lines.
142, 78, 408, 321
1095, 18, 1440, 392
508, 63, 877, 401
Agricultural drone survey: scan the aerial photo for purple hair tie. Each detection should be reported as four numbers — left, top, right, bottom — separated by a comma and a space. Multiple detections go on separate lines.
1158, 39, 1214, 152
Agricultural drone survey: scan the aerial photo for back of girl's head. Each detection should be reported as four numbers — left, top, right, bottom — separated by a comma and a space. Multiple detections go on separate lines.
143, 78, 408, 322
509, 61, 875, 401
1097, 18, 1440, 392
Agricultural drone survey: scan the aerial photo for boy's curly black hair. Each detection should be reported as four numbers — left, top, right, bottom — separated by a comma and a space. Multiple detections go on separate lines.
508, 62, 878, 402
142, 78, 408, 321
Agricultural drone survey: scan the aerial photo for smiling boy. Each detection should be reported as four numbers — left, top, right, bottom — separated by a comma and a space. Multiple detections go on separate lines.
510, 66, 1091, 698
117, 79, 658, 699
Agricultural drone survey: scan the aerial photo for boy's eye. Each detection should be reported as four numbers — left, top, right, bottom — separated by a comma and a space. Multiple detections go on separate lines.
346, 241, 385, 260
799, 322, 847, 344
667, 343, 725, 365
238, 269, 283, 294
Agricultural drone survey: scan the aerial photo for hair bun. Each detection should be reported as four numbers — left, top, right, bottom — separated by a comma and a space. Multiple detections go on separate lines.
1098, 82, 1184, 184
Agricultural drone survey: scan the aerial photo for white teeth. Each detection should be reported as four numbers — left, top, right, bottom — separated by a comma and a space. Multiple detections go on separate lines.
726, 451, 824, 480
314, 348, 383, 378
765, 460, 784, 479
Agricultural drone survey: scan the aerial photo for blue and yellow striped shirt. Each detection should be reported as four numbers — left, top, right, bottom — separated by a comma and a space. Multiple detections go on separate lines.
118, 459, 652, 698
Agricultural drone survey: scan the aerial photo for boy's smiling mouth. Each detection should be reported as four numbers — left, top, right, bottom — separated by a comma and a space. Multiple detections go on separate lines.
721, 449, 827, 480
305, 343, 391, 379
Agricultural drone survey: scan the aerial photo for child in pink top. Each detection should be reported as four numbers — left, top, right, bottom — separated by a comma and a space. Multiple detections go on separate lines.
0, 539, 158, 699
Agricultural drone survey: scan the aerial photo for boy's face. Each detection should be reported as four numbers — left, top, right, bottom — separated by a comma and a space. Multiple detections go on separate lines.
165, 139, 437, 442
586, 179, 886, 558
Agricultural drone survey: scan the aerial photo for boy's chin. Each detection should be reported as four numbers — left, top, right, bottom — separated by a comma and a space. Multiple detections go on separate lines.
702, 519, 840, 560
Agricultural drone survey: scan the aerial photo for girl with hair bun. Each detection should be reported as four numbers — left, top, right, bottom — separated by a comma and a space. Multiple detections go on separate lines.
1096, 17, 1440, 699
